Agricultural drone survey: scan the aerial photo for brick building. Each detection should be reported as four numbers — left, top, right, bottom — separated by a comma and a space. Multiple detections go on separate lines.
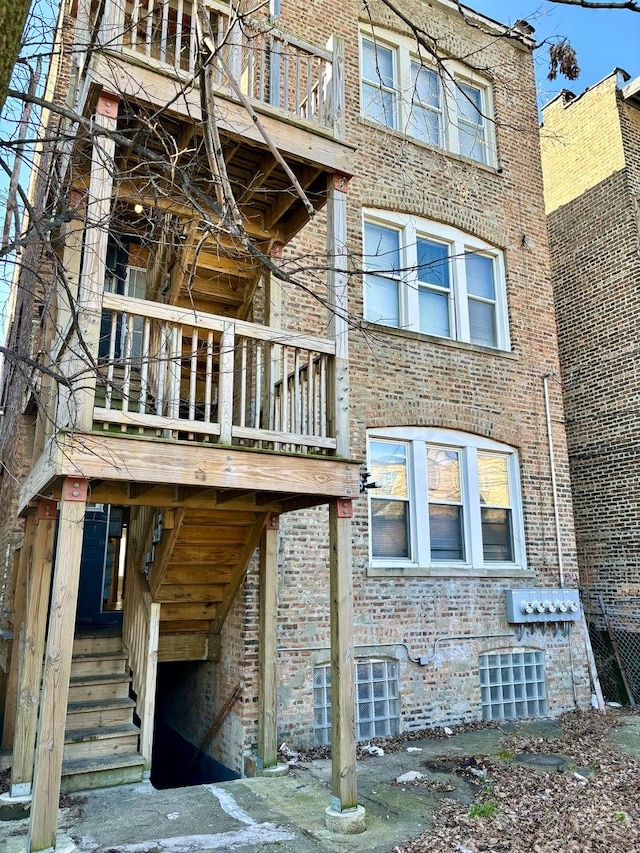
0, 0, 592, 847
540, 70, 640, 694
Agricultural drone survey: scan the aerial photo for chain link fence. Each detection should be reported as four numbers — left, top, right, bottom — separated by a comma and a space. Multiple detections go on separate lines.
584, 596, 640, 705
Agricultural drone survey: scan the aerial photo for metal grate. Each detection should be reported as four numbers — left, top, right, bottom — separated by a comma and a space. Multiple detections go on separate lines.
479, 650, 547, 721
313, 660, 400, 745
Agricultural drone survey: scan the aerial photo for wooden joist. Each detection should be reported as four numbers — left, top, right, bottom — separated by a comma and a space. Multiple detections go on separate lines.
56, 433, 359, 499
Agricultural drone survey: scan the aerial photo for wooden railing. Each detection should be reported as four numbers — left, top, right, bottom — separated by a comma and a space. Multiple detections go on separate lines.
97, 0, 344, 136
93, 293, 337, 454
122, 560, 160, 768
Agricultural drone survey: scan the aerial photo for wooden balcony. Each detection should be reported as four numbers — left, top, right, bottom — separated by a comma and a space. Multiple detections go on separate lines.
76, 0, 353, 177
19, 297, 358, 513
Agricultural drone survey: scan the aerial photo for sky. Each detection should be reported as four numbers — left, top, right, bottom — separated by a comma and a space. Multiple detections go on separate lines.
469, 1, 640, 107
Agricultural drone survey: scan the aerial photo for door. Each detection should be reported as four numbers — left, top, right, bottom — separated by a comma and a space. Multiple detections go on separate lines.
76, 505, 126, 628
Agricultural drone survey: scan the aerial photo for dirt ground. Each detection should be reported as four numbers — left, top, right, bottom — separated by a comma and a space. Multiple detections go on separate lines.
386, 709, 640, 853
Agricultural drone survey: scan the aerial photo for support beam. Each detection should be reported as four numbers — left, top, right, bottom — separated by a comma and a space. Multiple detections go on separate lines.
75, 91, 118, 431
326, 174, 350, 458
10, 501, 57, 797
257, 516, 279, 771
28, 479, 88, 853
326, 499, 364, 832
1, 514, 36, 750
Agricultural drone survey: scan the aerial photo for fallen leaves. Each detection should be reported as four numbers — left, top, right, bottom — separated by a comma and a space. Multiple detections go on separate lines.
392, 710, 640, 853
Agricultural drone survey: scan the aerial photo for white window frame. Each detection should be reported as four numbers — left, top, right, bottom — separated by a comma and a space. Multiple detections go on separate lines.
363, 210, 510, 351
367, 427, 527, 577
359, 27, 497, 166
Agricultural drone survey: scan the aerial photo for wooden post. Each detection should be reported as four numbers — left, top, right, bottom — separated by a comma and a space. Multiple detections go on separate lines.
75, 91, 118, 432
257, 515, 279, 770
328, 36, 345, 141
326, 174, 349, 458
328, 499, 358, 812
10, 501, 57, 797
28, 479, 87, 853
1, 514, 36, 750
218, 322, 235, 444
266, 242, 284, 329
139, 598, 160, 771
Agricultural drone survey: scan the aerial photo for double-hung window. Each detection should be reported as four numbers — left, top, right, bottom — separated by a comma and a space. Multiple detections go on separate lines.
361, 37, 397, 128
360, 32, 495, 166
368, 428, 525, 574
363, 212, 510, 351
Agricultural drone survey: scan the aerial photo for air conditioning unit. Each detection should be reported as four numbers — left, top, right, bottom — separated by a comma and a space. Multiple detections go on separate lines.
505, 588, 581, 624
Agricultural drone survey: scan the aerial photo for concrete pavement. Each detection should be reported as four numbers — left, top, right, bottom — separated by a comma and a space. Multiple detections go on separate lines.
1, 716, 638, 853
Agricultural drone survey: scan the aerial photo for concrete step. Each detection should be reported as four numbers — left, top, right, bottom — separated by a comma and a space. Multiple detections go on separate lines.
71, 652, 128, 678
66, 697, 136, 730
60, 753, 146, 794
63, 724, 140, 762
68, 673, 132, 703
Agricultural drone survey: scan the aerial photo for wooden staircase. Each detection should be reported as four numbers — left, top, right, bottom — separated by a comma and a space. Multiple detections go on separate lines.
134, 506, 269, 661
62, 634, 145, 793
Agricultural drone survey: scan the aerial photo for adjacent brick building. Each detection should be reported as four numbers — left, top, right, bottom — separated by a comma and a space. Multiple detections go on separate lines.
540, 70, 640, 693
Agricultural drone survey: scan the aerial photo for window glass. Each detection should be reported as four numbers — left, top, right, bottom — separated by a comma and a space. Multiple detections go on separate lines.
429, 504, 464, 561
465, 253, 494, 300
417, 239, 449, 287
366, 275, 400, 326
362, 39, 396, 127
478, 454, 509, 506
427, 447, 464, 561
370, 441, 410, 559
466, 252, 497, 347
408, 63, 441, 146
478, 454, 513, 562
417, 238, 451, 337
418, 289, 449, 337
456, 82, 487, 162
371, 440, 408, 496
427, 447, 461, 501
365, 223, 401, 326
468, 300, 496, 347
362, 38, 395, 87
365, 222, 401, 273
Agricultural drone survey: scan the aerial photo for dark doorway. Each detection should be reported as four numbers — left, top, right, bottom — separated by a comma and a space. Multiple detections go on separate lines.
76, 505, 126, 629
150, 663, 239, 789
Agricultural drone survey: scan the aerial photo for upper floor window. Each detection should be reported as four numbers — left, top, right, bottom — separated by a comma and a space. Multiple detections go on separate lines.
367, 428, 526, 574
363, 212, 510, 351
360, 32, 495, 166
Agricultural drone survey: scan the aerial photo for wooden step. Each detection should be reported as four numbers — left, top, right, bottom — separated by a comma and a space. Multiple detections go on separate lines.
63, 724, 140, 762
71, 652, 128, 677
69, 673, 132, 703
66, 697, 136, 730
73, 634, 123, 656
61, 753, 145, 794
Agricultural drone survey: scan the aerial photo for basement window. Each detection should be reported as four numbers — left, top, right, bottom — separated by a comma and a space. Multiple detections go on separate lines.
313, 660, 400, 745
479, 651, 547, 721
